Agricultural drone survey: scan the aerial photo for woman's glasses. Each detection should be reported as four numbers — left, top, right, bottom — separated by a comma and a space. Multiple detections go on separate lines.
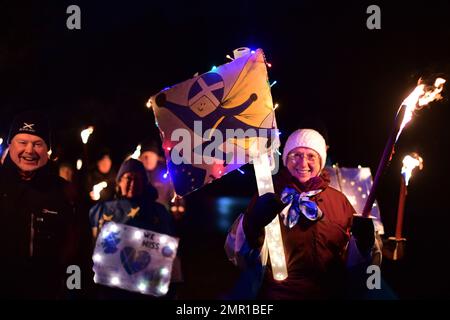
287, 152, 318, 163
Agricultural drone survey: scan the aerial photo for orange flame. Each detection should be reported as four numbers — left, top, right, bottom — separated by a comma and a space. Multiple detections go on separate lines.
90, 181, 108, 201
396, 77, 446, 142
81, 126, 94, 144
401, 153, 423, 186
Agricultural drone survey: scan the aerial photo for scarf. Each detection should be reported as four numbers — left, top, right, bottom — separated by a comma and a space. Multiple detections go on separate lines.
278, 172, 330, 228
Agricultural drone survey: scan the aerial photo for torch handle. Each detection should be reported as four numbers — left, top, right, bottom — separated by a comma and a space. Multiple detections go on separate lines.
395, 176, 407, 239
362, 104, 407, 217
82, 144, 89, 172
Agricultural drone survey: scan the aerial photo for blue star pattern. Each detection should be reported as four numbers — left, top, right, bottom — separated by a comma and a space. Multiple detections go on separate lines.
101, 231, 121, 254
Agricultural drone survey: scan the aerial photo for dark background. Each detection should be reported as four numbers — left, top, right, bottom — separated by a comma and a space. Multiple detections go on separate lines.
1, 0, 450, 299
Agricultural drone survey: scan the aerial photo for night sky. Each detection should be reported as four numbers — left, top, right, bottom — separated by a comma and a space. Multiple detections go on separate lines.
1, 0, 450, 299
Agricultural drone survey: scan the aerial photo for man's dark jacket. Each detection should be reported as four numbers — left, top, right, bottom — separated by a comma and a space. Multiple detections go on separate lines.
0, 155, 81, 299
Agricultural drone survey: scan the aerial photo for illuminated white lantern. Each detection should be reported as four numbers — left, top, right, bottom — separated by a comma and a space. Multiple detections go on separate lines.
92, 222, 179, 296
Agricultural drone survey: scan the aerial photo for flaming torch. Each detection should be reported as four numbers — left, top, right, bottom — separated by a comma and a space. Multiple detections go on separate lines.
130, 144, 142, 160
90, 181, 108, 201
80, 126, 94, 170
384, 153, 423, 260
362, 78, 445, 218
81, 126, 94, 145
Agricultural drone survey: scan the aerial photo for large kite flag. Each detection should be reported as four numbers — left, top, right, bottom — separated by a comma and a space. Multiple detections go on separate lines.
149, 49, 278, 196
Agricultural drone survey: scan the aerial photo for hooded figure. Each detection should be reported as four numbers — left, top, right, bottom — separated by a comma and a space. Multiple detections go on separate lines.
89, 158, 173, 238
89, 158, 181, 299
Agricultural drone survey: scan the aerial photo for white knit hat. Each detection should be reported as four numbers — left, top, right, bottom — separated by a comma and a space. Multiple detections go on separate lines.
282, 129, 327, 169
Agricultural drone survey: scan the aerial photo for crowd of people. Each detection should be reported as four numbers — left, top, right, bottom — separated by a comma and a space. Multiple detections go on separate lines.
0, 110, 381, 300
0, 110, 181, 299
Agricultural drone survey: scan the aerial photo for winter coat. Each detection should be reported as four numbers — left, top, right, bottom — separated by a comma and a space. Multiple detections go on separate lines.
0, 156, 78, 299
89, 186, 175, 238
225, 168, 381, 299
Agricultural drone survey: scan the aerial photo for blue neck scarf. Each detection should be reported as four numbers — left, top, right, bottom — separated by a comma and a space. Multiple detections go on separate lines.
280, 187, 324, 228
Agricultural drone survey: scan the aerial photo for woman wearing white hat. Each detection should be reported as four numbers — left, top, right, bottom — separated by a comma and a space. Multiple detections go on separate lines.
226, 129, 378, 299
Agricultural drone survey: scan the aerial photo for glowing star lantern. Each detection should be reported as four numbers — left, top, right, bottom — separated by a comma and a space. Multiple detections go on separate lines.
363, 78, 445, 218
92, 222, 179, 297
328, 165, 384, 234
149, 48, 286, 280
81, 126, 94, 144
91, 181, 108, 201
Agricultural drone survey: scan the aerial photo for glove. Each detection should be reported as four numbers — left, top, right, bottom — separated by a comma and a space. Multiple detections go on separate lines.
243, 193, 284, 248
351, 216, 375, 255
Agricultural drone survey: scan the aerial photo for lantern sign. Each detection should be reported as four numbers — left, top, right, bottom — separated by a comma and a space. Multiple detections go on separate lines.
92, 222, 179, 297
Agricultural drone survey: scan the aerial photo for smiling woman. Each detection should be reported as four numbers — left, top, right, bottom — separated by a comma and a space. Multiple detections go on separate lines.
281, 129, 327, 184
225, 128, 381, 299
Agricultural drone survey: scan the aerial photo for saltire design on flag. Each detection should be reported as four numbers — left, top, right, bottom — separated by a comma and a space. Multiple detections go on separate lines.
150, 49, 278, 196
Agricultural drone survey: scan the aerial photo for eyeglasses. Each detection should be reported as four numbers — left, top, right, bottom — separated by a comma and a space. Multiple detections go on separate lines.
287, 152, 319, 163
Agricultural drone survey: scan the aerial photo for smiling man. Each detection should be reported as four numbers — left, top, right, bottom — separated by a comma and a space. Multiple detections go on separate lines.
0, 110, 82, 299
9, 132, 49, 178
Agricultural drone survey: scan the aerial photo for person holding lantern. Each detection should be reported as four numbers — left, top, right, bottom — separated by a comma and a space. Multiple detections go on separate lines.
89, 158, 174, 239
225, 128, 381, 299
89, 158, 182, 299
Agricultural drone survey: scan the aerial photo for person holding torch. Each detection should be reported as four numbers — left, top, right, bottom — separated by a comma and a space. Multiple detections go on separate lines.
226, 128, 381, 299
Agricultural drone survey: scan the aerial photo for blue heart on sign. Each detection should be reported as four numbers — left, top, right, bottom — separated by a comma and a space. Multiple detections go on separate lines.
120, 247, 151, 275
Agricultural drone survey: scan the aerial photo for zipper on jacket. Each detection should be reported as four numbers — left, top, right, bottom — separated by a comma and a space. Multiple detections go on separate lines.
30, 213, 34, 257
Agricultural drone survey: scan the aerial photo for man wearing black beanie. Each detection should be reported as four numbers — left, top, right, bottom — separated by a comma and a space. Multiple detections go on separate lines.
6, 110, 52, 178
0, 110, 87, 299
